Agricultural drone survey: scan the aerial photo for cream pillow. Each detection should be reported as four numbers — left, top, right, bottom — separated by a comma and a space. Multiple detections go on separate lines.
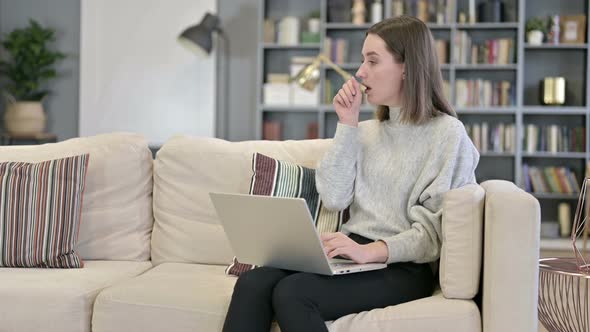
440, 184, 485, 299
0, 133, 153, 261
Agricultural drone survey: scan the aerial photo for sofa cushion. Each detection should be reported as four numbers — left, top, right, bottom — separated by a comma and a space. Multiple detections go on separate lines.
0, 260, 152, 332
440, 184, 485, 299
151, 136, 332, 265
92, 263, 237, 332
0, 133, 153, 261
327, 289, 481, 332
0, 154, 89, 268
92, 262, 480, 332
226, 152, 349, 276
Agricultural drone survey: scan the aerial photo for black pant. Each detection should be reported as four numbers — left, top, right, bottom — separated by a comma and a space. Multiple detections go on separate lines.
223, 234, 435, 332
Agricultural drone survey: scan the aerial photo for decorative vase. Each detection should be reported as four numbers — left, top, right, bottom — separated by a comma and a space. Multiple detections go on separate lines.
527, 30, 544, 45
351, 0, 366, 25
4, 101, 47, 135
308, 18, 320, 34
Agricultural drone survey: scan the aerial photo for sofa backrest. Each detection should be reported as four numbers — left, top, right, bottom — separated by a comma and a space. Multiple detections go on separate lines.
151, 135, 332, 265
0, 133, 154, 261
440, 183, 485, 299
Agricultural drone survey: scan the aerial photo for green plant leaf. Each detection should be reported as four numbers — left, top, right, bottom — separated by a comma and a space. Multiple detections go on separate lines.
0, 19, 65, 101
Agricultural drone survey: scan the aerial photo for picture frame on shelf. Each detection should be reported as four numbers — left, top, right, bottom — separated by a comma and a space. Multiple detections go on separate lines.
560, 14, 587, 44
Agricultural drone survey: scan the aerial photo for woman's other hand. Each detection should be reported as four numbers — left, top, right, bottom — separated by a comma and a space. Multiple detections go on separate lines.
320, 232, 388, 264
332, 78, 362, 127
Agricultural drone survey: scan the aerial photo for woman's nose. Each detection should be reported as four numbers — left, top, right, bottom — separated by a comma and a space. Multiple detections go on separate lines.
355, 66, 366, 80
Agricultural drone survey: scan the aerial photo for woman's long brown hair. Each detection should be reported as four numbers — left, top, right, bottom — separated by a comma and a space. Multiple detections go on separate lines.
368, 15, 456, 124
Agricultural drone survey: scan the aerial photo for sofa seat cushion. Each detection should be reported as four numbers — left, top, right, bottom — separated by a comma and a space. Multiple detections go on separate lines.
0, 260, 152, 332
327, 289, 481, 332
92, 263, 481, 332
92, 263, 236, 332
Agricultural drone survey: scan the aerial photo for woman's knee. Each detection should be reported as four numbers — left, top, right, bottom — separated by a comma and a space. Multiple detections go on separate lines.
234, 266, 287, 295
271, 273, 317, 308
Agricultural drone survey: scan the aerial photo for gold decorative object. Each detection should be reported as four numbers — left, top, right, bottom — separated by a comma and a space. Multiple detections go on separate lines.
542, 77, 566, 105
292, 53, 366, 92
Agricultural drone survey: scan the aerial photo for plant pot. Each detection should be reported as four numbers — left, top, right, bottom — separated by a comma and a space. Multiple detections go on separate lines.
527, 30, 544, 45
4, 101, 47, 135
308, 18, 320, 34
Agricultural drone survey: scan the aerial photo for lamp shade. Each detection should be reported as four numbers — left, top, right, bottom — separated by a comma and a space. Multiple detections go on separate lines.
178, 13, 221, 54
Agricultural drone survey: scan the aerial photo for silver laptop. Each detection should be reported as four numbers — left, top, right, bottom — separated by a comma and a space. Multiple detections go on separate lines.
209, 192, 387, 276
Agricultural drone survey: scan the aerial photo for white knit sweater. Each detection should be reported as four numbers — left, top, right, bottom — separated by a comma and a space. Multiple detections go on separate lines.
316, 109, 479, 264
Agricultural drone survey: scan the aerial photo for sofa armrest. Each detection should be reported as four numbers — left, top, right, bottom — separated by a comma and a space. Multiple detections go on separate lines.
480, 180, 540, 332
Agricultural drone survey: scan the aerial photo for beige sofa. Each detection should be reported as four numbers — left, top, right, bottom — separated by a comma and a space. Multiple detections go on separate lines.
0, 133, 541, 332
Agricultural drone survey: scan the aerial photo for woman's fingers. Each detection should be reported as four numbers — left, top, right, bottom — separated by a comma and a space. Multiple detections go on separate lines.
342, 83, 354, 103
334, 93, 347, 108
327, 247, 343, 258
347, 79, 358, 97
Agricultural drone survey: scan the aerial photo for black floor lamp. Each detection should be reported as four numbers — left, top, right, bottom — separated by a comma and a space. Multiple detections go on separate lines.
178, 12, 229, 139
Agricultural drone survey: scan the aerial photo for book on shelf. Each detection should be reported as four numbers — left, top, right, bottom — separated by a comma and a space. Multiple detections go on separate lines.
523, 124, 585, 153
453, 32, 514, 65
306, 122, 319, 139
391, 0, 454, 24
443, 80, 450, 101
324, 37, 348, 64
464, 122, 515, 153
435, 39, 448, 64
324, 79, 333, 104
263, 120, 282, 140
523, 164, 580, 194
455, 79, 514, 107
264, 19, 276, 43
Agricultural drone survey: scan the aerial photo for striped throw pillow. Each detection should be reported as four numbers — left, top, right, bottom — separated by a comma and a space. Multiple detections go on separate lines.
225, 152, 349, 276
0, 154, 89, 268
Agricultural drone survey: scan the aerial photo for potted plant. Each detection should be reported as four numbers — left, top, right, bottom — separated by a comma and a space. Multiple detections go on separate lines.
0, 19, 65, 135
526, 17, 547, 45
308, 10, 321, 33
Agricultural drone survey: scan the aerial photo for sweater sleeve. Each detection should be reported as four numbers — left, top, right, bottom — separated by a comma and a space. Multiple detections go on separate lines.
315, 123, 359, 211
380, 123, 480, 264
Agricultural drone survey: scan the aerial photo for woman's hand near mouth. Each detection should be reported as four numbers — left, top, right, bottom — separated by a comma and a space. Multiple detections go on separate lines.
333, 77, 363, 127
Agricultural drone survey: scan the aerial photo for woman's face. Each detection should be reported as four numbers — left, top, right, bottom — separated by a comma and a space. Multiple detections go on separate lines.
356, 33, 405, 107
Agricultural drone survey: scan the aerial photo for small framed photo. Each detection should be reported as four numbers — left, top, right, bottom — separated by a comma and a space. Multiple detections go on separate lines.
560, 15, 587, 44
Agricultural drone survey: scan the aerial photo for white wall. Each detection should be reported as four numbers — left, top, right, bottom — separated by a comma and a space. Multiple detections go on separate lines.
80, 0, 216, 146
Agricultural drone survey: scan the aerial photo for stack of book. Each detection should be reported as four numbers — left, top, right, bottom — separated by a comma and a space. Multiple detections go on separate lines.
464, 122, 516, 153
455, 79, 514, 107
262, 121, 319, 140
391, 0, 455, 24
523, 124, 585, 153
435, 39, 449, 64
523, 165, 580, 194
324, 37, 349, 64
453, 33, 514, 65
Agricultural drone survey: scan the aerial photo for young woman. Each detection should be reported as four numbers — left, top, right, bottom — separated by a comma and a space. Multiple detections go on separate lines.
223, 15, 479, 332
